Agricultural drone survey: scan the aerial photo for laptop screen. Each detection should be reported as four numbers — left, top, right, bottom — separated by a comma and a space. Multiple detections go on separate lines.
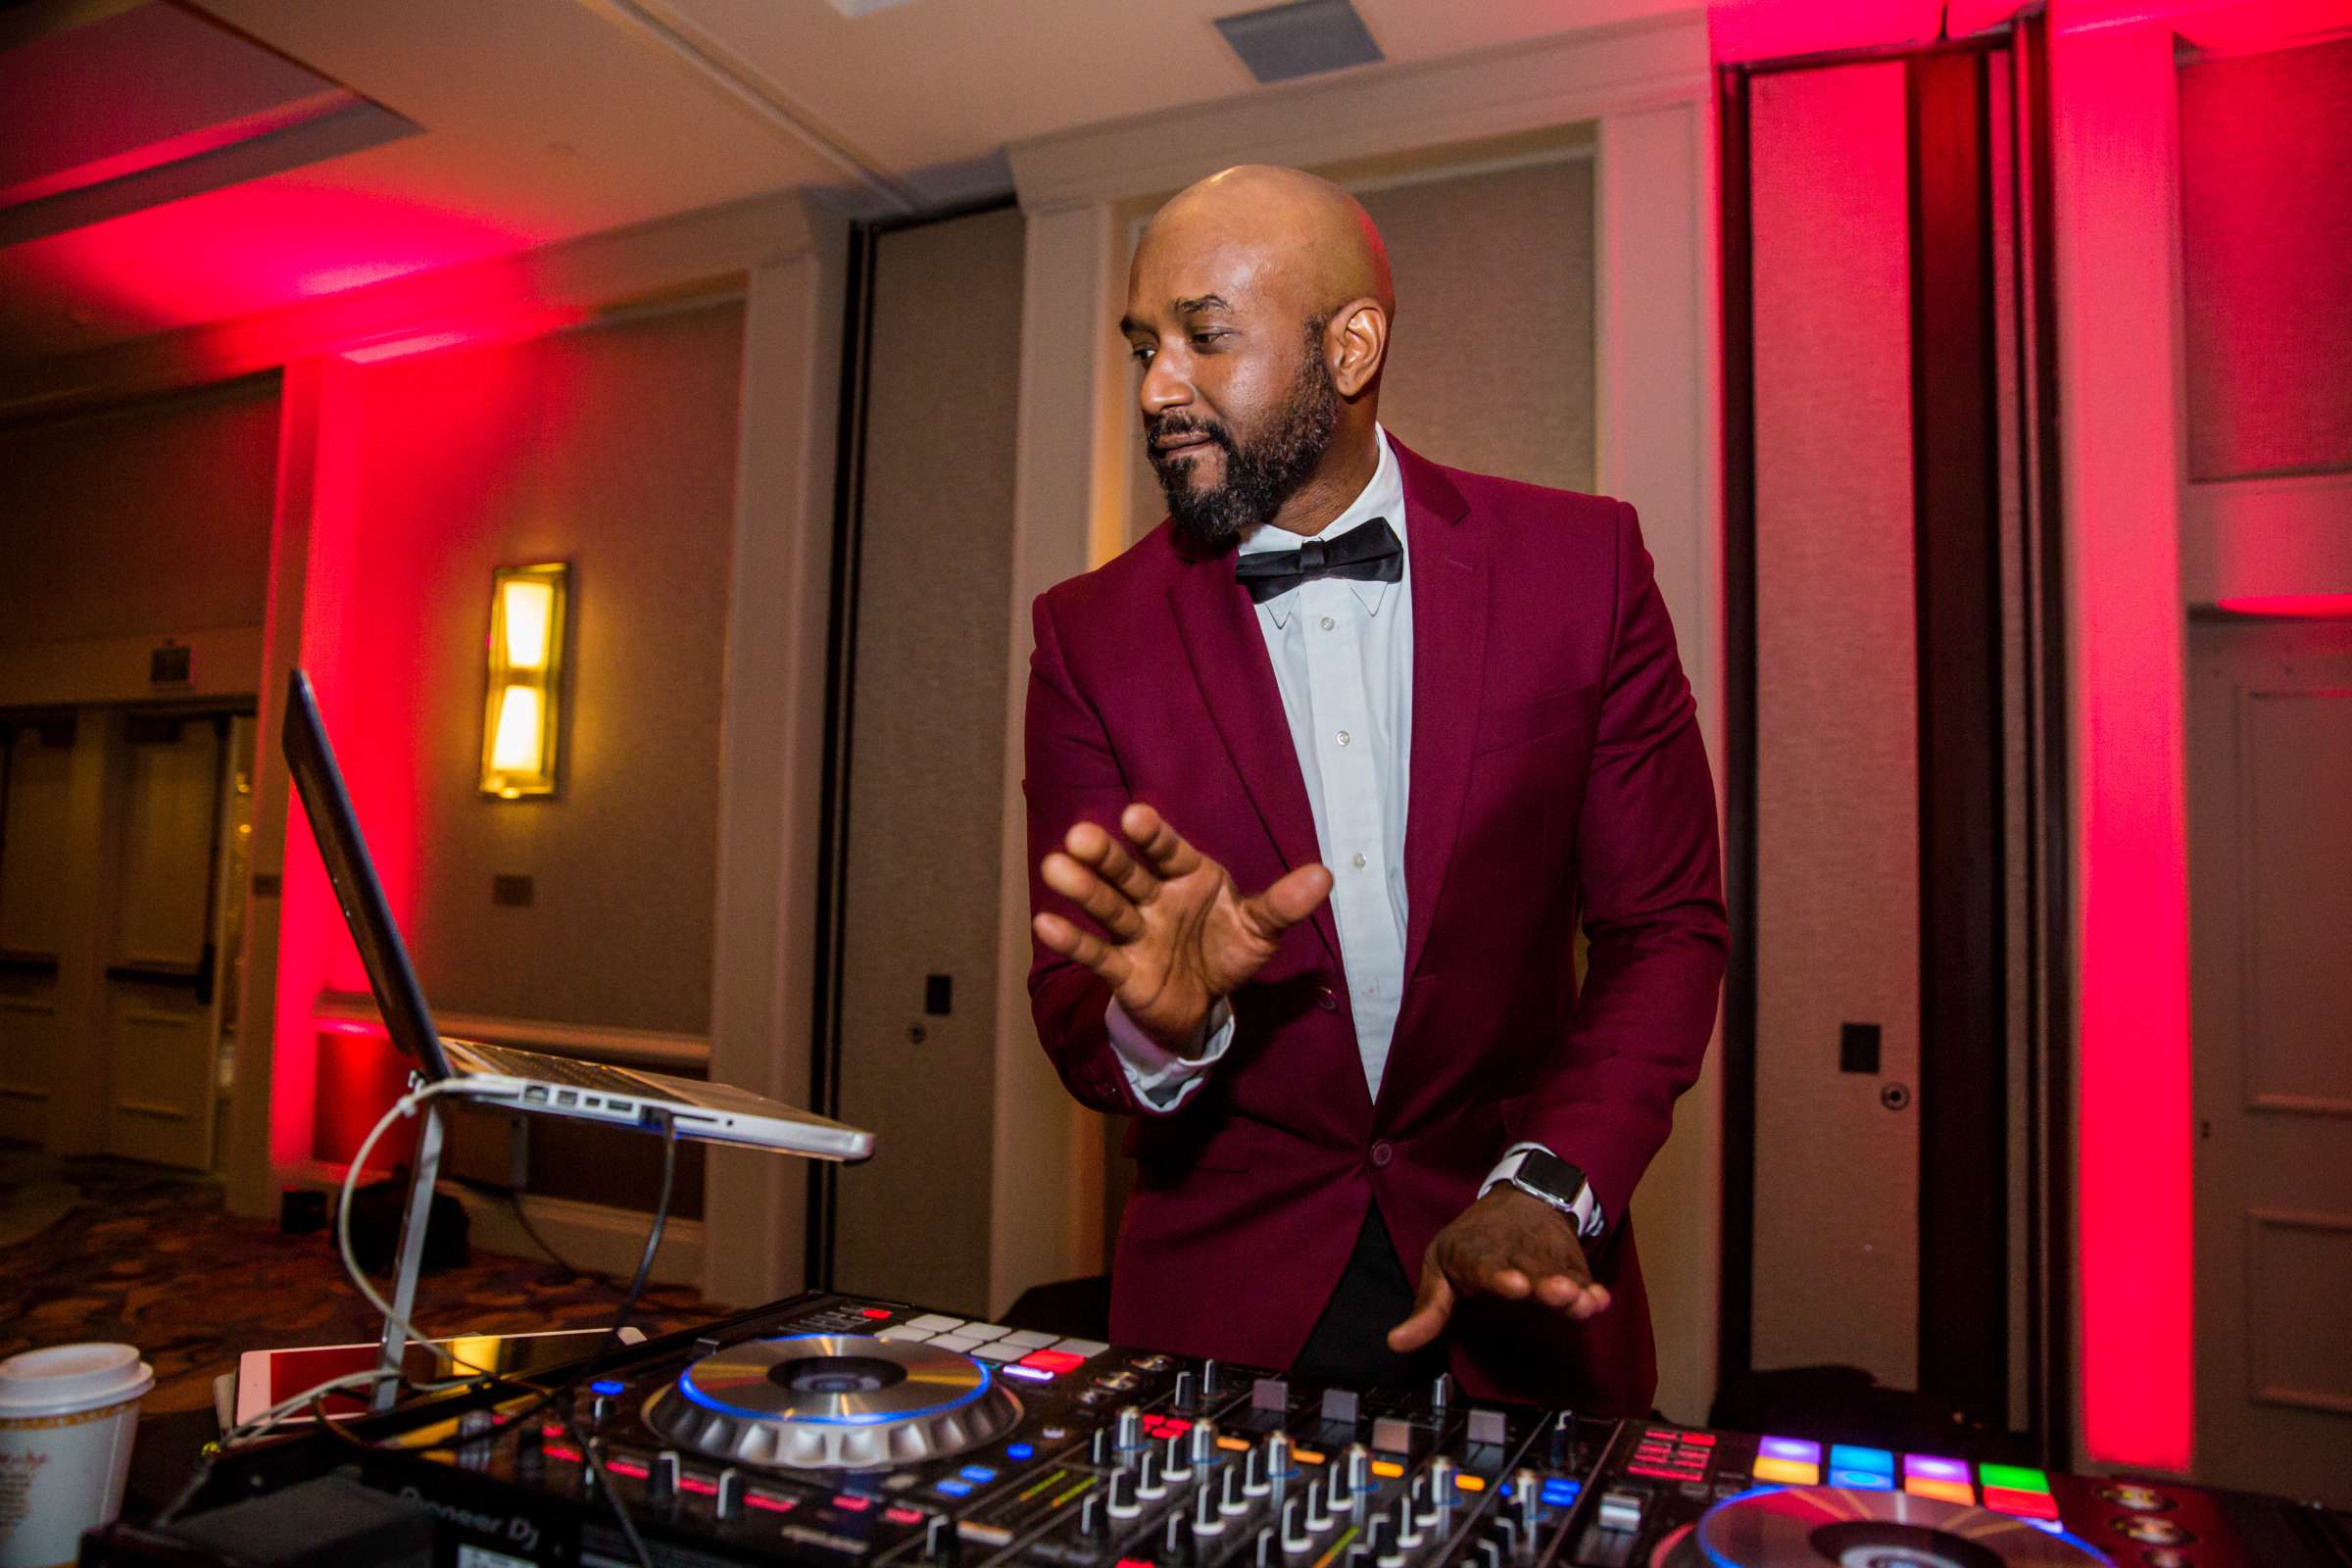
280, 668, 452, 1082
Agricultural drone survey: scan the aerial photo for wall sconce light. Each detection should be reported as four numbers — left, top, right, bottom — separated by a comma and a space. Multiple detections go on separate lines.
480, 562, 568, 799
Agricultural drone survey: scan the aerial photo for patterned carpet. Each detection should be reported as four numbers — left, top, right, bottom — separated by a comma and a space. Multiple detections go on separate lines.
0, 1146, 730, 1415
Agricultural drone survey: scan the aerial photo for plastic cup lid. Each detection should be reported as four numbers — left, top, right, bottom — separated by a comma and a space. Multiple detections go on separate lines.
0, 1344, 156, 1418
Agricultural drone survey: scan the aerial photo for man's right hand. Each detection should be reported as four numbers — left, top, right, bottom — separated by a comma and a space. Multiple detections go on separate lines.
1033, 803, 1333, 1054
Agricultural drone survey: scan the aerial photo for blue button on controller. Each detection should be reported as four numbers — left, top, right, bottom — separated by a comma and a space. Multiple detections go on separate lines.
935, 1479, 973, 1497
1005, 1444, 1034, 1461
590, 1379, 626, 1397
958, 1465, 997, 1484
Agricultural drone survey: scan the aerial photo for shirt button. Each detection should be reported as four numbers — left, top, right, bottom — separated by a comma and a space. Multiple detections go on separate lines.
1335, 730, 1351, 748
1349, 852, 1366, 869
1319, 615, 1335, 631
1369, 1141, 1394, 1168
1315, 986, 1338, 1012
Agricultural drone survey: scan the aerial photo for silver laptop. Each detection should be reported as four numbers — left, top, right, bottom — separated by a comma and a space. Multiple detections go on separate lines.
282, 668, 872, 1162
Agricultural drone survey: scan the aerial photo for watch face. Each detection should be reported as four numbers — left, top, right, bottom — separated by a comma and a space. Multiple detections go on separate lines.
1516, 1150, 1587, 1204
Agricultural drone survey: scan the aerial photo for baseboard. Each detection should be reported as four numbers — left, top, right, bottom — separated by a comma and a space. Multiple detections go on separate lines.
285, 1159, 706, 1287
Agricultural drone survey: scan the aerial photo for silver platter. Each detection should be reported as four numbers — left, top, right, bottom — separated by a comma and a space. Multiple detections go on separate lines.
643, 1335, 1023, 1471
1695, 1487, 2105, 1568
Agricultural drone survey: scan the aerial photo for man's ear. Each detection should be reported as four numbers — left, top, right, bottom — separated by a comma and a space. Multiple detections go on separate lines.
1328, 299, 1389, 398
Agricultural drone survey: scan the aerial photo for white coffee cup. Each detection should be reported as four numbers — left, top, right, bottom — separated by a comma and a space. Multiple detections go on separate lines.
0, 1344, 155, 1568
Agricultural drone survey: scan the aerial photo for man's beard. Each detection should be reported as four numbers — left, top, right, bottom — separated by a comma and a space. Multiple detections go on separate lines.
1148, 334, 1342, 548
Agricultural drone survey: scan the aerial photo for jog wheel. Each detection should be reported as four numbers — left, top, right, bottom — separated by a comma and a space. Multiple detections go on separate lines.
1694, 1487, 2107, 1568
643, 1334, 1023, 1470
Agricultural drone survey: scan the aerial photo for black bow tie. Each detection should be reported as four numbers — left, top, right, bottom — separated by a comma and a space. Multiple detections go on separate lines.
1232, 516, 1403, 605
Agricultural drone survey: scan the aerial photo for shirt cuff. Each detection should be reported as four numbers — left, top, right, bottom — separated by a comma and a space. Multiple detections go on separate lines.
1479, 1142, 1607, 1240
1104, 997, 1236, 1114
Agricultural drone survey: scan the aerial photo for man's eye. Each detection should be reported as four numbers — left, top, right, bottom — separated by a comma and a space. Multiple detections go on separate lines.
1130, 345, 1154, 365
1191, 330, 1225, 347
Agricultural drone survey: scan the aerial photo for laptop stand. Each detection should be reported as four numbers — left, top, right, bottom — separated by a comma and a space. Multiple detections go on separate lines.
372, 1071, 449, 1412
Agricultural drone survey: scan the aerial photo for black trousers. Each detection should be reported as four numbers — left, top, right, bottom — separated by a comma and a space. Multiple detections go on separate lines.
1290, 1204, 1448, 1390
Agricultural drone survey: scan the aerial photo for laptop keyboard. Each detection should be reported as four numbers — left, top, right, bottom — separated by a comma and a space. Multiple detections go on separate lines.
462, 1043, 651, 1093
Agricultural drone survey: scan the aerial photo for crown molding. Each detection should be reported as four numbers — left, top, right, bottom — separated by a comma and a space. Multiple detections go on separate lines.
1006, 9, 1708, 215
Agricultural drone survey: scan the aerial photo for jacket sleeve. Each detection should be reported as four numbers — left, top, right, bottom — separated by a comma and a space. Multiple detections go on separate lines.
1500, 501, 1728, 1231
1022, 589, 1152, 1115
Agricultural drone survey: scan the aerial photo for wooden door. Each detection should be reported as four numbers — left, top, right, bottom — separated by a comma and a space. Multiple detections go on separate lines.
0, 719, 76, 1145
2187, 616, 2352, 1507
100, 713, 228, 1168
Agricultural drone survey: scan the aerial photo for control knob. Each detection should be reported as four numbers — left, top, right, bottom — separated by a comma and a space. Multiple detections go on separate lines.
1280, 1497, 1312, 1554
1266, 1432, 1295, 1507
1191, 1418, 1220, 1467
1394, 1493, 1425, 1551
1421, 1457, 1455, 1525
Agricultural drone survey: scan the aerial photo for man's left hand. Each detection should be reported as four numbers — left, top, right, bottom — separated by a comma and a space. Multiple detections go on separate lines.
1386, 1188, 1612, 1353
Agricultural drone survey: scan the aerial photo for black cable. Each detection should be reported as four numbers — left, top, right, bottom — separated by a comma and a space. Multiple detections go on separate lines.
506, 1185, 582, 1276
452, 1172, 696, 1303
565, 1108, 674, 1568
590, 1107, 676, 1379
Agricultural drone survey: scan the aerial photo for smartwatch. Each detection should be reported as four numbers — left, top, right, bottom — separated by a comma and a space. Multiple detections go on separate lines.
1486, 1147, 1605, 1240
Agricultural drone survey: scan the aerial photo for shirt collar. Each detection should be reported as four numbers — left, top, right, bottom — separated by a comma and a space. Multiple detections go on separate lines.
1239, 425, 1406, 627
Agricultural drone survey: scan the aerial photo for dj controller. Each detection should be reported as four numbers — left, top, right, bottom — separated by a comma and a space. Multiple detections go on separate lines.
107, 1293, 2351, 1568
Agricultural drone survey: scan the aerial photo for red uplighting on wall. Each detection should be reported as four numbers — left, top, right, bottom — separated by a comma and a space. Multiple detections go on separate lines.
268, 318, 573, 1183
2214, 593, 2352, 618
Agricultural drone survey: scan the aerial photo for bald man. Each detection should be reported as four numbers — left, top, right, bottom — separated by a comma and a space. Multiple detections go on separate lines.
1023, 166, 1724, 1410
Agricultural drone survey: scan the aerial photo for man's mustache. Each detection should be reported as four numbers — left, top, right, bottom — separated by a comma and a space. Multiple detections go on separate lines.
1146, 416, 1234, 460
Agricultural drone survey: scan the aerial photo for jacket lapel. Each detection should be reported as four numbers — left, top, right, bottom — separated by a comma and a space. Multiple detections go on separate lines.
1393, 440, 1485, 990
1167, 553, 1345, 977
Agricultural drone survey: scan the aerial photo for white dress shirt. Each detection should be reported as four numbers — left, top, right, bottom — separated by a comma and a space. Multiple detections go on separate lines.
1102, 427, 1600, 1235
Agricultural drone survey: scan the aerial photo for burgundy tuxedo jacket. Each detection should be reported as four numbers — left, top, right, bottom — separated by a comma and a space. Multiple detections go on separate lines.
1021, 437, 1725, 1412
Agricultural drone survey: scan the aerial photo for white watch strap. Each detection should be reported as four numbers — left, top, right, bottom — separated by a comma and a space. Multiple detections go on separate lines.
1479, 1144, 1605, 1240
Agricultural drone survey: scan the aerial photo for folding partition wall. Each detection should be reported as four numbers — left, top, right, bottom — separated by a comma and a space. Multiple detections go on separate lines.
808, 201, 1026, 1317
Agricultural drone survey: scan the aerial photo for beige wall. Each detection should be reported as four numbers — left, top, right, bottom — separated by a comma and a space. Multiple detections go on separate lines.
0, 375, 278, 652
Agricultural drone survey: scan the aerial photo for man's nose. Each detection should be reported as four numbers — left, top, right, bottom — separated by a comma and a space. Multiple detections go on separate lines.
1140, 353, 1192, 418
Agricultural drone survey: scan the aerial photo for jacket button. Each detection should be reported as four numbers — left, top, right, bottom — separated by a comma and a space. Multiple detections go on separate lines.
1369, 1141, 1394, 1168
1316, 987, 1338, 1012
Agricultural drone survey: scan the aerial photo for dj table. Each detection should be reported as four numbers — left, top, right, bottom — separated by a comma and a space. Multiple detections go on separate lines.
85, 1292, 2352, 1568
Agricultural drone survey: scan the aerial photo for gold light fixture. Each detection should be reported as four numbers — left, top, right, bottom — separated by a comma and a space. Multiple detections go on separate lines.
480, 562, 568, 799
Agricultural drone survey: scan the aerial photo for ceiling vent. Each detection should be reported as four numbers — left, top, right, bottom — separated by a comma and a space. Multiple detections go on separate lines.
1213, 0, 1384, 85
